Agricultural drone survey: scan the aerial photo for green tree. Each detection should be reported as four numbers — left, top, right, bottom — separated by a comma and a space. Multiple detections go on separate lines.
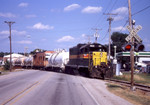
0, 52, 4, 57
30, 49, 46, 54
111, 32, 128, 56
3, 60, 10, 70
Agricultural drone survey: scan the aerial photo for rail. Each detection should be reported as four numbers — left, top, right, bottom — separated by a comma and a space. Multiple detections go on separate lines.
105, 78, 150, 92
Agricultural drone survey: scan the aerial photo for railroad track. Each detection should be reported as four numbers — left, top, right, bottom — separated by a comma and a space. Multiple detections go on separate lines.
105, 78, 150, 92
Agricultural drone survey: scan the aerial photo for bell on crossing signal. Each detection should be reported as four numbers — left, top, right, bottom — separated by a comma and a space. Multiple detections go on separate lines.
135, 43, 145, 52
122, 43, 132, 51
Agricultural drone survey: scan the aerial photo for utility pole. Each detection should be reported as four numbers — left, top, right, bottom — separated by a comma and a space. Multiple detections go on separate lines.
92, 28, 101, 43
4, 21, 15, 72
24, 47, 28, 56
104, 13, 117, 61
128, 0, 135, 91
86, 35, 92, 44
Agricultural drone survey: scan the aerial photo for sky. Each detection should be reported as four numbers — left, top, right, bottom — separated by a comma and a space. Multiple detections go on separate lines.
0, 0, 150, 53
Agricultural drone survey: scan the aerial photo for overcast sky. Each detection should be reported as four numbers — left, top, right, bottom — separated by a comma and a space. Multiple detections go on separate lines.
0, 0, 150, 53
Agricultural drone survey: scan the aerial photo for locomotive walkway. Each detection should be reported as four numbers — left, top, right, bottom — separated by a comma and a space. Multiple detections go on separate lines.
0, 70, 132, 105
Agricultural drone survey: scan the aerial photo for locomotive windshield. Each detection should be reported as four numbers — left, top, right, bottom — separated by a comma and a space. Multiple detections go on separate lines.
79, 43, 106, 53
89, 47, 106, 52
89, 47, 100, 51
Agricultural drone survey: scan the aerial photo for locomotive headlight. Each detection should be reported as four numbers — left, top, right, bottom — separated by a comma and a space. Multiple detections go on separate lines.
90, 45, 95, 47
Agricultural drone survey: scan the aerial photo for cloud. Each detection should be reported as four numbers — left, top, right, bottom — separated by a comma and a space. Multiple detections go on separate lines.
81, 34, 86, 37
30, 23, 54, 30
114, 16, 124, 21
25, 14, 36, 18
0, 30, 27, 36
57, 35, 74, 42
0, 12, 16, 18
111, 7, 128, 21
112, 7, 128, 15
41, 38, 47, 41
112, 26, 126, 32
17, 40, 32, 44
0, 30, 9, 35
26, 35, 31, 39
64, 4, 81, 11
18, 2, 28, 7
82, 6, 102, 13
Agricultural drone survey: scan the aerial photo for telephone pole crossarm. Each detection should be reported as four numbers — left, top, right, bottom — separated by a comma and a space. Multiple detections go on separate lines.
92, 28, 102, 43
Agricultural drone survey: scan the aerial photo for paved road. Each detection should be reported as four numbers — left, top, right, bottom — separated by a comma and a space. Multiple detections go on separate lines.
0, 70, 133, 105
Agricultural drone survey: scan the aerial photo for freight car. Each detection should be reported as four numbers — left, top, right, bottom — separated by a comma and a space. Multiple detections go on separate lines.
47, 50, 69, 72
23, 56, 33, 68
65, 43, 110, 79
32, 51, 54, 69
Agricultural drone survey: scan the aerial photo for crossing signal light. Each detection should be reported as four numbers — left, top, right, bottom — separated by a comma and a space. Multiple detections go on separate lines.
135, 43, 145, 51
122, 43, 132, 51
122, 43, 145, 52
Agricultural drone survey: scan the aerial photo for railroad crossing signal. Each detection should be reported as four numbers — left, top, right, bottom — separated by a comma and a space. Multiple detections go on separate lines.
123, 25, 144, 52
125, 25, 142, 42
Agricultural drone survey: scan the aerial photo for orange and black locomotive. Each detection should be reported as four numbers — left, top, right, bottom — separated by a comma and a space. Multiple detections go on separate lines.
65, 43, 111, 79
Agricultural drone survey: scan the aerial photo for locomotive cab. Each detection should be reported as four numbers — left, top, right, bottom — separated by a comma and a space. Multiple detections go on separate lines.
87, 44, 108, 78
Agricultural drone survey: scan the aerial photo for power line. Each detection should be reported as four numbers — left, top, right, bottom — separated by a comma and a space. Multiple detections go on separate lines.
100, 31, 109, 41
91, 0, 119, 31
132, 0, 142, 7
108, 0, 118, 12
119, 20, 128, 32
132, 5, 150, 16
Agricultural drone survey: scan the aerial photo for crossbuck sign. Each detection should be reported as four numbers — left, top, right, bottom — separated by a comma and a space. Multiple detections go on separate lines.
125, 25, 142, 42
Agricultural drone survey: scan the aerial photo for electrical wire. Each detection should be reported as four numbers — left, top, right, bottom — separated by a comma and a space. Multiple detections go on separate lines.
100, 30, 109, 41
119, 20, 128, 32
132, 5, 150, 16
92, 0, 118, 29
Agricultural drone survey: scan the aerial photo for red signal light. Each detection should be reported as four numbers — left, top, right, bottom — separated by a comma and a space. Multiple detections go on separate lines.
125, 45, 132, 50
122, 43, 132, 51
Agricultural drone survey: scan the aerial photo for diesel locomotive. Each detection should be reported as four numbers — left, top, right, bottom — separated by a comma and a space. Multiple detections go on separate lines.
65, 43, 111, 79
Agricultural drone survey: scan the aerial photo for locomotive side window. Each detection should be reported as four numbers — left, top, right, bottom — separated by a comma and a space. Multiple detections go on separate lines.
85, 48, 88, 53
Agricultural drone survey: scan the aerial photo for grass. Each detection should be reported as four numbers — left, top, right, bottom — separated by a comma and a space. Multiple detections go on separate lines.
0, 66, 10, 76
107, 83, 150, 105
0, 66, 4, 72
113, 72, 150, 86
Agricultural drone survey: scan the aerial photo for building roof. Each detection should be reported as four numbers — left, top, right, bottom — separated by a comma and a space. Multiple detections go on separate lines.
117, 52, 150, 57
4, 53, 25, 58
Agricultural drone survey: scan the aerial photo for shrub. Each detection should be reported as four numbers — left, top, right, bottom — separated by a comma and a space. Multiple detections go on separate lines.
3, 61, 10, 70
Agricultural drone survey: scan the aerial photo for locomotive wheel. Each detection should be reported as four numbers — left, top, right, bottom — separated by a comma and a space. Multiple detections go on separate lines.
100, 72, 105, 80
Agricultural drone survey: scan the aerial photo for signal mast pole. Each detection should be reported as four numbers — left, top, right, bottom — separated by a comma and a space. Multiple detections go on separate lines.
4, 21, 15, 72
128, 0, 135, 90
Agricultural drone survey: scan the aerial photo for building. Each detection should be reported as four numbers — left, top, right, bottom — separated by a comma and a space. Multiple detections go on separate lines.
116, 51, 150, 73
